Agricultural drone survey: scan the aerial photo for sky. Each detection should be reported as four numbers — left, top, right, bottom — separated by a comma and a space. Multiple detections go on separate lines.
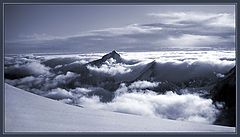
5, 5, 235, 54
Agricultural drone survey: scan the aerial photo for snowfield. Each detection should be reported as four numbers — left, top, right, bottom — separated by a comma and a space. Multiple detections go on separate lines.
5, 84, 235, 132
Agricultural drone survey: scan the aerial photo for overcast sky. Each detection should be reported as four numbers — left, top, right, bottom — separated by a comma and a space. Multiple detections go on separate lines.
5, 5, 235, 54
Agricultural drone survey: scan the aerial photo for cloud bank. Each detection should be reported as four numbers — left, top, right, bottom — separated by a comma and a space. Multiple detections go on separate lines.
78, 87, 219, 124
87, 58, 132, 76
4, 51, 235, 124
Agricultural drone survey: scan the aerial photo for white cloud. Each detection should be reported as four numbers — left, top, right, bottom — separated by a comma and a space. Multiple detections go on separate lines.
19, 33, 63, 41
149, 12, 215, 22
92, 24, 162, 37
59, 98, 73, 104
87, 58, 132, 76
25, 62, 50, 75
45, 88, 73, 99
162, 34, 229, 47
55, 71, 78, 81
4, 61, 51, 80
78, 90, 219, 124
70, 87, 92, 96
54, 65, 62, 69
216, 73, 225, 78
208, 13, 235, 27
128, 80, 159, 89
148, 12, 235, 27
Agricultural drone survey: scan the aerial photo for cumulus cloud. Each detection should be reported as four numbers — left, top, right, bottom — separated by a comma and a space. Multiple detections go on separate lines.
66, 80, 219, 124
128, 80, 159, 89
59, 98, 73, 104
25, 62, 50, 75
41, 71, 81, 90
70, 60, 89, 65
71, 87, 92, 94
87, 58, 132, 76
216, 73, 225, 78
44, 88, 73, 100
78, 89, 219, 124
69, 87, 93, 99
55, 71, 78, 82
5, 61, 50, 79
5, 67, 80, 93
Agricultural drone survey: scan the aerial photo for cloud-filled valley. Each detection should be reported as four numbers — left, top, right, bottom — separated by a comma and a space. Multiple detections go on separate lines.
5, 50, 235, 125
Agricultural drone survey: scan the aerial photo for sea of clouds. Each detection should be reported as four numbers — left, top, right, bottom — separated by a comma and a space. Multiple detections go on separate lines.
4, 50, 235, 124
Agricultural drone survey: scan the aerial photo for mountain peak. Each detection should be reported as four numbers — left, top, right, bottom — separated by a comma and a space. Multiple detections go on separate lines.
111, 50, 117, 54
102, 50, 121, 61
87, 50, 122, 66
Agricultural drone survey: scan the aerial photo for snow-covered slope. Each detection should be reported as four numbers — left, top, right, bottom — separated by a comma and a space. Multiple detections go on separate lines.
5, 84, 235, 132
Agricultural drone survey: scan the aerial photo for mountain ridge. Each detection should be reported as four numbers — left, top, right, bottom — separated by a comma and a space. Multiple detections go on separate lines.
87, 50, 122, 66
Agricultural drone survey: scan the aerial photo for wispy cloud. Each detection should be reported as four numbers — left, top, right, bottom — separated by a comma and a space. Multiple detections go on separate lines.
6, 11, 235, 54
158, 34, 233, 47
148, 12, 235, 27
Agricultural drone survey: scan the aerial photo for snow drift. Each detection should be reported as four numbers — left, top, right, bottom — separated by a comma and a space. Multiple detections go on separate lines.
5, 84, 235, 132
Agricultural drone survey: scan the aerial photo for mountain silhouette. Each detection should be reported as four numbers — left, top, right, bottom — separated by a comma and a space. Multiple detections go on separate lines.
88, 50, 122, 66
135, 60, 156, 81
211, 66, 236, 127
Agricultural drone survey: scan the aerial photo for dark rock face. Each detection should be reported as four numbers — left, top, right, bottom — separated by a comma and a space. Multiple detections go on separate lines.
136, 60, 156, 81
42, 57, 78, 68
211, 66, 236, 127
102, 50, 121, 62
88, 50, 122, 66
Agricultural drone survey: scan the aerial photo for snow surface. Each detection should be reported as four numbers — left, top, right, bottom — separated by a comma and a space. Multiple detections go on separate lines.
5, 84, 235, 132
